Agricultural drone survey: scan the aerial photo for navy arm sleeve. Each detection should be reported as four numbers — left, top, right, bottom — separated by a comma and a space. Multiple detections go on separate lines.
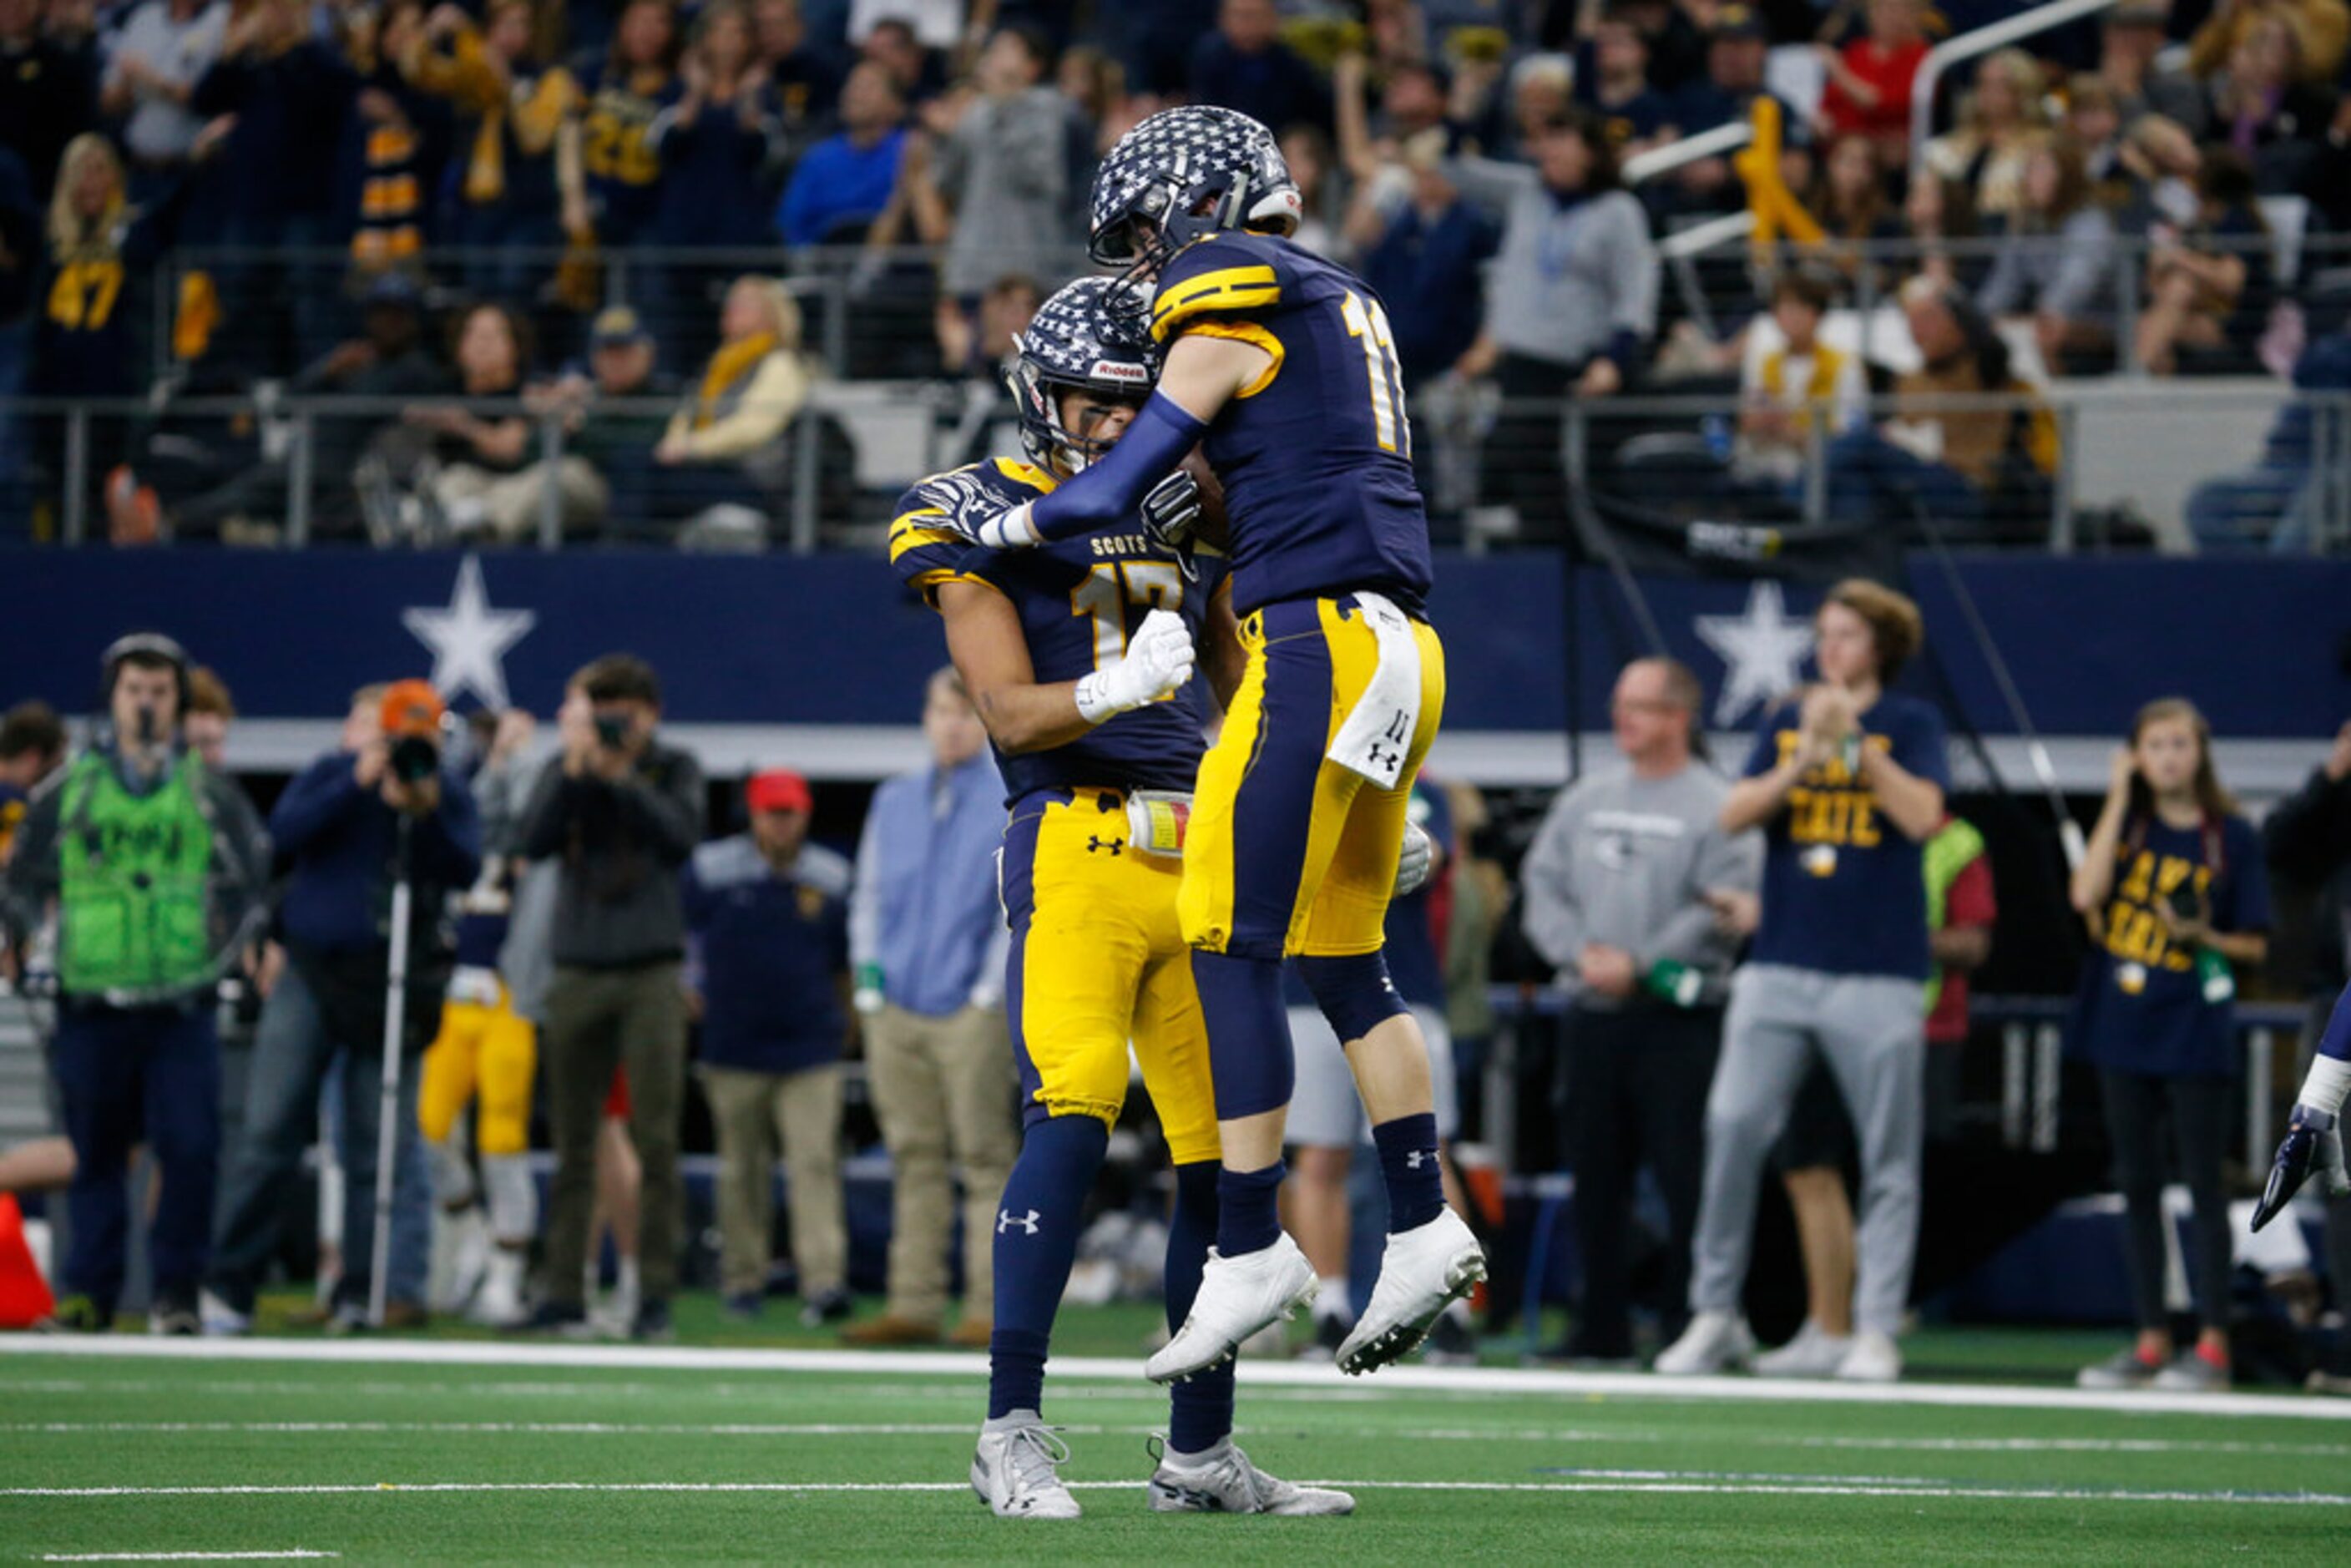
1026, 392, 1206, 542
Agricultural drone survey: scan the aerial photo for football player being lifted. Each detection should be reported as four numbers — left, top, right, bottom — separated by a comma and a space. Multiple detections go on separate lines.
890, 277, 1353, 1520
942, 106, 1484, 1383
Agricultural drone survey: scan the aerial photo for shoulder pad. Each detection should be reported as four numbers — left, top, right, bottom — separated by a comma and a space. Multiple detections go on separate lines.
1151, 235, 1287, 344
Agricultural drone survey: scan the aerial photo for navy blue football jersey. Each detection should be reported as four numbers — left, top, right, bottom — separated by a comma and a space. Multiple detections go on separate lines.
891, 458, 1225, 804
1148, 231, 1434, 617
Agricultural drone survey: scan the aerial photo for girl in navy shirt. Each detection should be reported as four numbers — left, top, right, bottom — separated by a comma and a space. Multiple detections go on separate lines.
2070, 697, 2268, 1392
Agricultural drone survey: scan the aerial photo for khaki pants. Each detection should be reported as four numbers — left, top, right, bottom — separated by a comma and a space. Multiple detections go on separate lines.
538, 963, 686, 1308
863, 1004, 1017, 1327
700, 1062, 846, 1299
436, 458, 609, 543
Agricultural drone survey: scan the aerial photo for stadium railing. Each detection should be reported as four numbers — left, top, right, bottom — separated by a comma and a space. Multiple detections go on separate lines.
9, 381, 2345, 554
130, 226, 2351, 388
1908, 0, 2126, 170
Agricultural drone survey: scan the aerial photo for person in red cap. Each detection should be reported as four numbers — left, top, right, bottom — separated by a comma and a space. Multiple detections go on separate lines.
681, 766, 853, 1325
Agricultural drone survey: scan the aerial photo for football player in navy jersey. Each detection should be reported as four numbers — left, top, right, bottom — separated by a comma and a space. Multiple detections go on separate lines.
937, 106, 1484, 1383
890, 278, 1352, 1521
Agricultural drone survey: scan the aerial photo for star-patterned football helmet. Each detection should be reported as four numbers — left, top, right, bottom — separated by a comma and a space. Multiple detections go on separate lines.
1007, 276, 1159, 473
1087, 105, 1302, 273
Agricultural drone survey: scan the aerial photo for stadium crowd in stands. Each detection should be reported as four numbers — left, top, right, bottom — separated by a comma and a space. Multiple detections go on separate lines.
3, 0, 2350, 549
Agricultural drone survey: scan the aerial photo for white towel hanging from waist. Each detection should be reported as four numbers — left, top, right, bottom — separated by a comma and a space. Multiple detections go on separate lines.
1324, 591, 1421, 790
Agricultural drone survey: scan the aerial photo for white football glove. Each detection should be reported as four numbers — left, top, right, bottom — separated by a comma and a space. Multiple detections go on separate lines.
1075, 609, 1196, 721
1393, 821, 1434, 898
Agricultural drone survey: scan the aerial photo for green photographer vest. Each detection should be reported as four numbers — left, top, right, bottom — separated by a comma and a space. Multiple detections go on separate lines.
54, 751, 217, 999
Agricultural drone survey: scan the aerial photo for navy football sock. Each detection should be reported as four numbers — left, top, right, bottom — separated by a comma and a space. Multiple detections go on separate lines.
986, 1115, 1106, 1420
1166, 1161, 1235, 1454
1372, 1112, 1445, 1232
1191, 950, 1293, 1120
1216, 1161, 1285, 1257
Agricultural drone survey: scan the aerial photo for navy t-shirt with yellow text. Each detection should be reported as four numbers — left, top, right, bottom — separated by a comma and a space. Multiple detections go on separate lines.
2068, 814, 2268, 1079
1742, 691, 1950, 982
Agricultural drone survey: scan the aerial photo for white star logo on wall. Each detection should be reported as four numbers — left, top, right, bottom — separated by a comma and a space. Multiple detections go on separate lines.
1694, 580, 1815, 726
402, 554, 536, 711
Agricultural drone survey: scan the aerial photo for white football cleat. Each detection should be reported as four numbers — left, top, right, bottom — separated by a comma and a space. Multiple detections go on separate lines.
971, 1414, 1082, 1520
1336, 1208, 1486, 1376
468, 1247, 529, 1328
1751, 1318, 1853, 1378
1146, 1436, 1355, 1515
1145, 1232, 1318, 1384
1833, 1328, 1904, 1383
429, 1204, 490, 1315
1652, 1310, 1754, 1376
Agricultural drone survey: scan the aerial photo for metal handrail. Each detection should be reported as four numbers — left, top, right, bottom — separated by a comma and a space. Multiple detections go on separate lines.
1624, 119, 1755, 185
1910, 0, 2122, 168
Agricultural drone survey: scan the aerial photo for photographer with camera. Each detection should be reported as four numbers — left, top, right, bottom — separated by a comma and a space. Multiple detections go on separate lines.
2, 635, 270, 1334
516, 655, 705, 1339
2069, 699, 2268, 1393
205, 682, 482, 1334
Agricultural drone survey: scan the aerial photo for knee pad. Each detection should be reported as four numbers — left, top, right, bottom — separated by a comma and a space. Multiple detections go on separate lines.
1295, 952, 1409, 1047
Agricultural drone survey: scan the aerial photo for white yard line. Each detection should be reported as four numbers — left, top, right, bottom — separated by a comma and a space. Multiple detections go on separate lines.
33, 1560, 341, 1568
13, 1421, 2349, 1458
6, 1479, 2349, 1508
3, 1336, 2347, 1423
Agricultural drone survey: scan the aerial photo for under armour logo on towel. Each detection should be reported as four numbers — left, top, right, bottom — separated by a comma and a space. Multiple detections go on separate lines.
1087, 836, 1124, 856
999, 1209, 1042, 1235
1367, 746, 1395, 771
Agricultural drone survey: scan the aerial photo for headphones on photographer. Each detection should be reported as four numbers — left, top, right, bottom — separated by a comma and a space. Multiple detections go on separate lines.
99, 632, 193, 721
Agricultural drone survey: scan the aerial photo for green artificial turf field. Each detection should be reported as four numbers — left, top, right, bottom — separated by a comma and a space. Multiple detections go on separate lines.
4, 1316, 2349, 1563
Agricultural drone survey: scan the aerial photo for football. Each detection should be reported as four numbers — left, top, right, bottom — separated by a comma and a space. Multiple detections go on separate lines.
1181, 448, 1231, 550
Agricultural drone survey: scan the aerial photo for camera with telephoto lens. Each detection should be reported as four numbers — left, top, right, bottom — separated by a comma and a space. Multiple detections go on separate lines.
379, 680, 447, 786
594, 711, 632, 751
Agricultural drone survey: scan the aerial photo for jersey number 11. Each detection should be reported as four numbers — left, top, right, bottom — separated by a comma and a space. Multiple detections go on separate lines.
1341, 290, 1412, 458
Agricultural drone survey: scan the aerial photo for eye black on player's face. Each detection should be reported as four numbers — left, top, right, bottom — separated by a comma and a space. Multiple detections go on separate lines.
1057, 389, 1145, 449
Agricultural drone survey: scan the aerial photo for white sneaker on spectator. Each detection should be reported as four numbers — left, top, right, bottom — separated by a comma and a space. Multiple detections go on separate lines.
1337, 1209, 1487, 1376
1834, 1329, 1904, 1383
198, 1289, 251, 1338
2151, 1352, 2228, 1392
1752, 1319, 1853, 1378
970, 1412, 1082, 1520
1653, 1310, 1754, 1376
1145, 1232, 1318, 1384
1145, 1435, 1355, 1515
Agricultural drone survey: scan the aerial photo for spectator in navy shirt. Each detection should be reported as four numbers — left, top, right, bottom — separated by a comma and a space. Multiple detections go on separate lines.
2070, 700, 2268, 1393
1189, 0, 1327, 134
685, 767, 853, 1327
1349, 132, 1499, 391
208, 682, 481, 1332
776, 59, 907, 245
1659, 580, 1949, 1386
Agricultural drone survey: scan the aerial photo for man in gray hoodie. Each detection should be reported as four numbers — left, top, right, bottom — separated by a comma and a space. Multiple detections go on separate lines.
1520, 657, 1758, 1363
